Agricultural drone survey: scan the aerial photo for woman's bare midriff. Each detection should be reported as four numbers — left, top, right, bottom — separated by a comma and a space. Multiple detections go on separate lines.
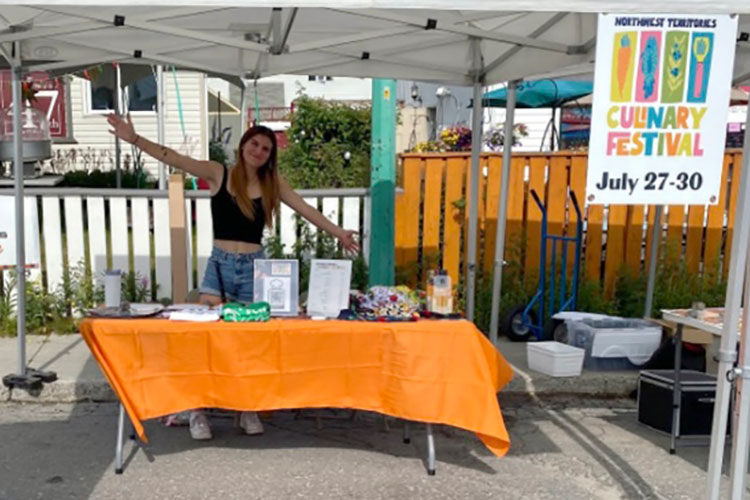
213, 239, 263, 254
199, 238, 263, 305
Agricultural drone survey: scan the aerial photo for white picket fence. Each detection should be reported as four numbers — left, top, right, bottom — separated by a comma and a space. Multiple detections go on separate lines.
1, 187, 370, 300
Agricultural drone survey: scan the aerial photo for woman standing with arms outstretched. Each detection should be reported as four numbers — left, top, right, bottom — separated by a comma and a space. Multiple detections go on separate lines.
107, 113, 359, 440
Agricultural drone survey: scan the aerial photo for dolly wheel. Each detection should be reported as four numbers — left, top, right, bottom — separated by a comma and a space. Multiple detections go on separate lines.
543, 319, 567, 342
502, 305, 536, 342
552, 321, 569, 343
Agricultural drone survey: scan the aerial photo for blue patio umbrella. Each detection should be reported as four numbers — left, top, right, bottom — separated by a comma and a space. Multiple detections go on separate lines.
481, 79, 593, 108
479, 79, 593, 150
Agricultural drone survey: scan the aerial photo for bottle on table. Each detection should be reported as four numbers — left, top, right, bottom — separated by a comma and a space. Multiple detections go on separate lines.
433, 270, 453, 315
426, 270, 435, 312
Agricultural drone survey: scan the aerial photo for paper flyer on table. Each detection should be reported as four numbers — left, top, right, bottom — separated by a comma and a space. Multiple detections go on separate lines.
307, 259, 352, 318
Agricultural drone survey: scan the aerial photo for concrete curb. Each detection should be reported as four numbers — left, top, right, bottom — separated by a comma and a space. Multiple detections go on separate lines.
503, 372, 639, 399
2, 380, 116, 403
0, 334, 641, 404
2, 374, 639, 404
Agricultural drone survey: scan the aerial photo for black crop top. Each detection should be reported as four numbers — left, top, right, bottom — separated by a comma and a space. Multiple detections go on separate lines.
211, 165, 265, 244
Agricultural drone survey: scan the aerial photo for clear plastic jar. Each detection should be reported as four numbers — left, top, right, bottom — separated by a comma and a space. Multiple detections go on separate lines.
0, 104, 51, 162
0, 104, 50, 142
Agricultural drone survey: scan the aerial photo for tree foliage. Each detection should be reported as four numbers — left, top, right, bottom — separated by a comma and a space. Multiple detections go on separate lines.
278, 96, 371, 188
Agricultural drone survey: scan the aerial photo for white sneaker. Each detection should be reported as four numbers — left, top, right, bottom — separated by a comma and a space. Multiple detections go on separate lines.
189, 411, 212, 440
239, 411, 264, 435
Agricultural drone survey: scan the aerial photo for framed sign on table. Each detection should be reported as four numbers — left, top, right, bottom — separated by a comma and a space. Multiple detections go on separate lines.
253, 259, 299, 316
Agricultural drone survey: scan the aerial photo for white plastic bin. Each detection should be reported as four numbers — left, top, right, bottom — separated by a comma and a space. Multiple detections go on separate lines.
565, 318, 662, 370
527, 341, 585, 377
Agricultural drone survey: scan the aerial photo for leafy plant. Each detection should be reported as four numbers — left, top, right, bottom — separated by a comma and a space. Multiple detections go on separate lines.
0, 271, 77, 336
55, 261, 91, 318
577, 280, 617, 316
391, 228, 729, 336
440, 126, 473, 152
0, 272, 18, 335
483, 123, 529, 151
411, 125, 506, 153
411, 140, 445, 153
61, 169, 156, 189
278, 96, 371, 189
209, 141, 229, 166
611, 258, 727, 318
0, 263, 157, 336
263, 214, 368, 296
121, 271, 153, 304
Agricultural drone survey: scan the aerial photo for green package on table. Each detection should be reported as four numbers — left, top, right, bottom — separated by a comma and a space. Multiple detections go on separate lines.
222, 302, 271, 322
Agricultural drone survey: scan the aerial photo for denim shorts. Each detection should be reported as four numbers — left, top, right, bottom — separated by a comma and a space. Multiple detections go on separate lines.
199, 246, 265, 303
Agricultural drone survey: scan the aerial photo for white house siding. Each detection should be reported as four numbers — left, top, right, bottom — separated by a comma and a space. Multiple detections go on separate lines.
483, 108, 557, 152
49, 71, 207, 178
258, 74, 372, 108
396, 106, 431, 153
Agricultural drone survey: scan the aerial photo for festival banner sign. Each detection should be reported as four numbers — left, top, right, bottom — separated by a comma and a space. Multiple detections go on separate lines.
587, 14, 737, 205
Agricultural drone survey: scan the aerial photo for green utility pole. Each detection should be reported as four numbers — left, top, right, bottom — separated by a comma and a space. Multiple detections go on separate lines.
368, 79, 396, 286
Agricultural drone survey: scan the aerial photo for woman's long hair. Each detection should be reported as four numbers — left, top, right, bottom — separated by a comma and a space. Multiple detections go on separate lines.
229, 125, 280, 228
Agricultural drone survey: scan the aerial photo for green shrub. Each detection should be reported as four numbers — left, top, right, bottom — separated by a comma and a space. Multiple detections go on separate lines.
395, 234, 727, 336
0, 271, 76, 336
278, 96, 371, 189
612, 258, 727, 318
577, 279, 617, 316
264, 214, 368, 296
61, 169, 156, 189
0, 262, 156, 336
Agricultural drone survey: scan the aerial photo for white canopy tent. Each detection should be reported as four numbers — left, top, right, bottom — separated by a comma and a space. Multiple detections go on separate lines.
0, 6, 601, 83
2, 4, 750, 497
0, 4, 605, 374
0, 6, 605, 342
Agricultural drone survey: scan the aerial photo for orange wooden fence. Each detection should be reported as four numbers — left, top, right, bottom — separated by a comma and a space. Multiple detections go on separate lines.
395, 150, 745, 294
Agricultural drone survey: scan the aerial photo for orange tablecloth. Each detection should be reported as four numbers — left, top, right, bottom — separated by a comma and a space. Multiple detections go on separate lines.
79, 318, 514, 457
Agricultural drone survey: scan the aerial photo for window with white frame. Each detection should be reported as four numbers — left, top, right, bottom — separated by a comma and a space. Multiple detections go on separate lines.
307, 75, 334, 82
87, 74, 159, 114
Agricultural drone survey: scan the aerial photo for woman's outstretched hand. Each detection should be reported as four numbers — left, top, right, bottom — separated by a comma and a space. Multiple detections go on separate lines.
106, 113, 138, 144
337, 229, 360, 254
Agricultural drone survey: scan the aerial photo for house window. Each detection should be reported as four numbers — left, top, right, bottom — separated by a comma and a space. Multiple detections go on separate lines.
88, 74, 158, 113
306, 75, 334, 82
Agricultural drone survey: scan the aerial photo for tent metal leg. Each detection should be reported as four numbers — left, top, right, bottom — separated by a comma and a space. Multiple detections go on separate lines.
643, 205, 662, 318
157, 64, 166, 190
670, 324, 683, 454
706, 102, 750, 500
403, 421, 411, 444
240, 80, 248, 131
728, 237, 750, 499
466, 39, 483, 322
114, 64, 122, 189
489, 80, 518, 342
12, 49, 26, 378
